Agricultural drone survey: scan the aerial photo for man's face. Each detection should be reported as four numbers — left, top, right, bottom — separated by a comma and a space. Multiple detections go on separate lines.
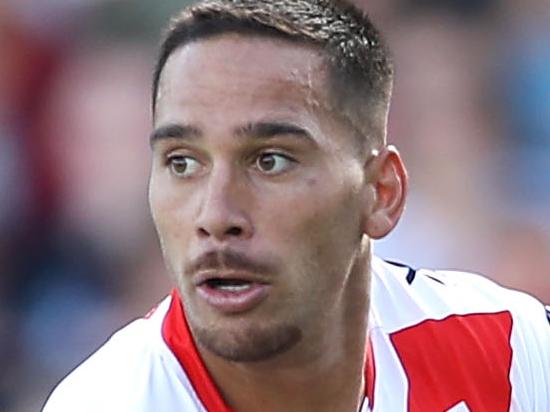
150, 35, 369, 362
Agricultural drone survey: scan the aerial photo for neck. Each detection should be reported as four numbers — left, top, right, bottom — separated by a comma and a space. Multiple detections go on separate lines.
200, 247, 372, 412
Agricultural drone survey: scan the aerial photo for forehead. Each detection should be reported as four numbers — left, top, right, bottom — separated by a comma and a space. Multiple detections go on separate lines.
155, 34, 330, 125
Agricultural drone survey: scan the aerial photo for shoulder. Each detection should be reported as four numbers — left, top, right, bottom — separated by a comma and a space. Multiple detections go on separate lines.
371, 256, 549, 333
370, 257, 550, 409
42, 296, 199, 412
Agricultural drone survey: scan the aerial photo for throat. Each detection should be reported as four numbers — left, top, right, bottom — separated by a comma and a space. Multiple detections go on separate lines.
200, 335, 368, 412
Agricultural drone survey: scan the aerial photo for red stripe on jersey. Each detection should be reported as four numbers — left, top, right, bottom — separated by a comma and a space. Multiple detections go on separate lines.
162, 289, 234, 412
390, 311, 513, 412
365, 337, 376, 409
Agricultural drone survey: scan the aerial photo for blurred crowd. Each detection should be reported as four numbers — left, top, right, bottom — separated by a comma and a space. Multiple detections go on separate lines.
0, 0, 549, 410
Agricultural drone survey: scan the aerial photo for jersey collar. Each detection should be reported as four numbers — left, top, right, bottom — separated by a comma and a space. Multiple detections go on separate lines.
162, 288, 376, 411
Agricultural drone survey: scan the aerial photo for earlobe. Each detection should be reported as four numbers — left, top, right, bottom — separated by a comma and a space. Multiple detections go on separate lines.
363, 146, 408, 239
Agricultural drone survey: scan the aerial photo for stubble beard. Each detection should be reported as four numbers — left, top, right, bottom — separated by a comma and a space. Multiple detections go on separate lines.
189, 316, 302, 363
176, 249, 304, 363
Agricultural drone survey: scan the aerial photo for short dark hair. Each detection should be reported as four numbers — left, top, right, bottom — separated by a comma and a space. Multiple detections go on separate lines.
152, 0, 394, 144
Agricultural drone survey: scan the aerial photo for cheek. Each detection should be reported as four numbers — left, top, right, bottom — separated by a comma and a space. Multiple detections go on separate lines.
262, 176, 363, 272
149, 178, 191, 267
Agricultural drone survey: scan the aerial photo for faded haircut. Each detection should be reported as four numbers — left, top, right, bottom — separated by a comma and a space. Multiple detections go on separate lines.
152, 0, 394, 145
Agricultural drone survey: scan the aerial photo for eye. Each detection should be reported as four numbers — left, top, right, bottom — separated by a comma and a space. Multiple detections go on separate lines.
255, 153, 294, 175
167, 155, 202, 178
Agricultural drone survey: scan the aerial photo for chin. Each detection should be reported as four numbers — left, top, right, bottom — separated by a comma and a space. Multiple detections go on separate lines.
192, 320, 302, 363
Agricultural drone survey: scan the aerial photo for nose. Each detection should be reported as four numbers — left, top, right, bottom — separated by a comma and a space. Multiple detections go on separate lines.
195, 166, 253, 242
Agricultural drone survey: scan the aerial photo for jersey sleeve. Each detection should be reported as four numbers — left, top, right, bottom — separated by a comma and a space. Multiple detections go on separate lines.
42, 386, 80, 412
42, 370, 99, 412
509, 294, 550, 411
41, 344, 114, 412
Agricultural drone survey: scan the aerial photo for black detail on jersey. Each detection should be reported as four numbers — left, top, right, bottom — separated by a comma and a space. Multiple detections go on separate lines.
546, 305, 550, 326
385, 260, 417, 285
425, 274, 445, 285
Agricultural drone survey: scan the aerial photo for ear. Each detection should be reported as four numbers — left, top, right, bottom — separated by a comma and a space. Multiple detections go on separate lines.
362, 145, 408, 239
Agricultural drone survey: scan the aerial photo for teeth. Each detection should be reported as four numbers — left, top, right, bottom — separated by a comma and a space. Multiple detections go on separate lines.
204, 278, 254, 292
217, 284, 253, 292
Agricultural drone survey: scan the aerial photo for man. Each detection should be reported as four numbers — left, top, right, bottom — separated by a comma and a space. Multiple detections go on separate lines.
43, 0, 550, 411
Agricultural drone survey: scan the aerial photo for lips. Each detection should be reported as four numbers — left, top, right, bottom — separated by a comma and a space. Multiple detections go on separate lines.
194, 272, 271, 314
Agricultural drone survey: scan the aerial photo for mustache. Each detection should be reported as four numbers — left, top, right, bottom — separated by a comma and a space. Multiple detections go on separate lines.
185, 250, 276, 276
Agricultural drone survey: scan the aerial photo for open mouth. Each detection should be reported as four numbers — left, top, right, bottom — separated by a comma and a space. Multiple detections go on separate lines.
196, 275, 271, 313
203, 278, 254, 292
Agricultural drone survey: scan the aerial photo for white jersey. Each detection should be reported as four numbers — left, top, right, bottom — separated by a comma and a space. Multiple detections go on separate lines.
43, 257, 550, 412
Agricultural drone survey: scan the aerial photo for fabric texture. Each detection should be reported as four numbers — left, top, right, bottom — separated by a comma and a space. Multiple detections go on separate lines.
42, 257, 550, 412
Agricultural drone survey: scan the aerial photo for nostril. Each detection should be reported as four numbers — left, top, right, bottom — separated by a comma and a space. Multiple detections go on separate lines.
198, 227, 210, 237
226, 226, 242, 236
196, 225, 245, 239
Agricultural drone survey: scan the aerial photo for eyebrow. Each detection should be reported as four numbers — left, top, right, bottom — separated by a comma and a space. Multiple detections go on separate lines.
149, 124, 201, 147
236, 121, 314, 142
150, 121, 315, 148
